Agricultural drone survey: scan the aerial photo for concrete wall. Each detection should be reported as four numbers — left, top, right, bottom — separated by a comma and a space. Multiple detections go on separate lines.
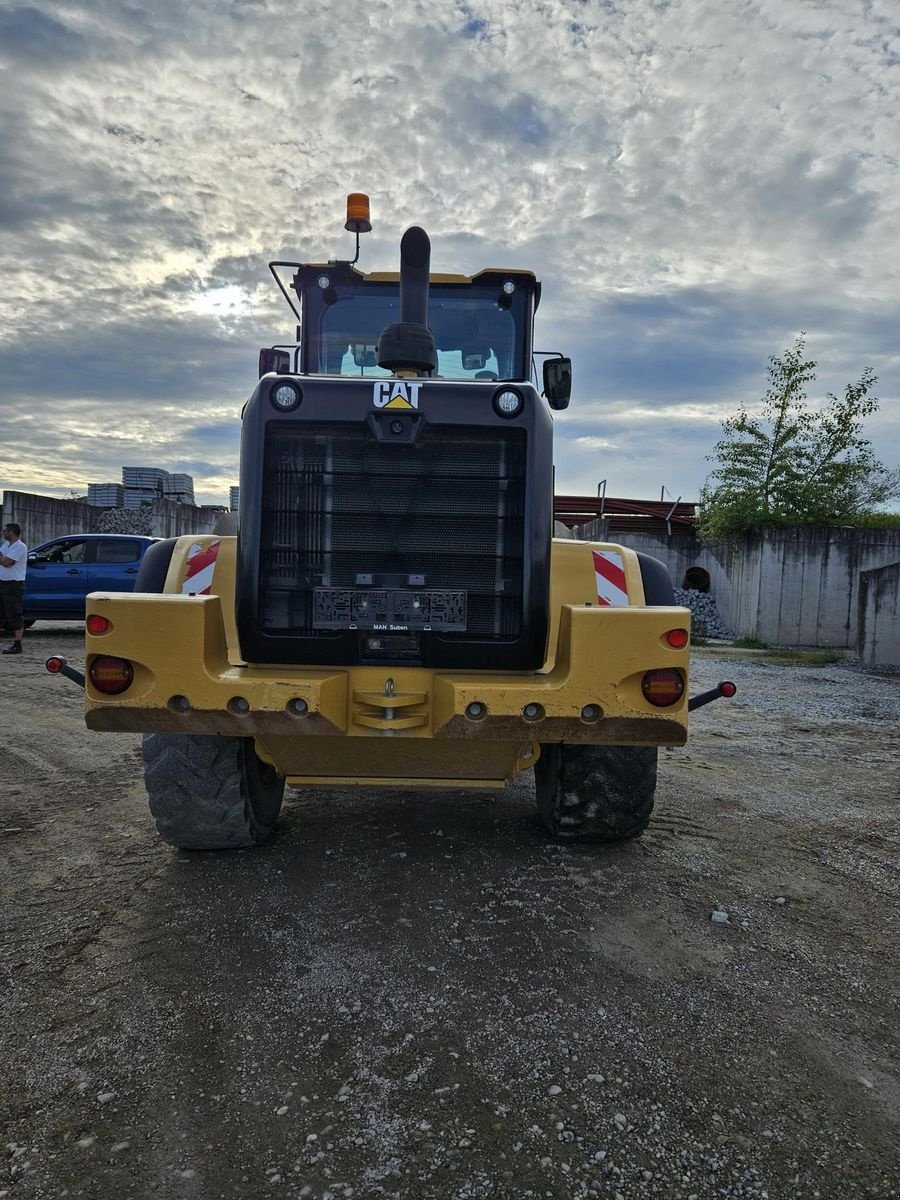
858, 561, 900, 668
577, 520, 900, 650
1, 490, 221, 547
702, 528, 900, 648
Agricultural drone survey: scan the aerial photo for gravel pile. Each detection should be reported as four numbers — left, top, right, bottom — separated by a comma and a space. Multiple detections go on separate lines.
673, 587, 733, 639
92, 506, 153, 536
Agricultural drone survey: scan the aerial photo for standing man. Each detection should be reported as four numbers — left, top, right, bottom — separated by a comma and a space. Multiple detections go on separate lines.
0, 522, 28, 654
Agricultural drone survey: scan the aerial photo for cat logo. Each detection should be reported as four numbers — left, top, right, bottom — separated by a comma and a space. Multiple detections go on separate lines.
373, 380, 422, 410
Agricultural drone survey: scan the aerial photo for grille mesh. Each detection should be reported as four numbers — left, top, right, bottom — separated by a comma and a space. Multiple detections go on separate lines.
260, 424, 527, 638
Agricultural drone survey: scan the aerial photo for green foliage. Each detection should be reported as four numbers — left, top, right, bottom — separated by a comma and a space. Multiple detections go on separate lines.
759, 648, 845, 667
850, 511, 900, 530
733, 636, 769, 649
698, 337, 900, 542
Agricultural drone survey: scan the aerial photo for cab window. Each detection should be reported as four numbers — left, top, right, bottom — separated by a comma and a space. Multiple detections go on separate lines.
95, 539, 142, 563
47, 540, 88, 564
317, 286, 521, 381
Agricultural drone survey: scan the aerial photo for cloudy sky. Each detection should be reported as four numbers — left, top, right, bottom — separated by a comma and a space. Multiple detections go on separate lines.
1, 0, 898, 508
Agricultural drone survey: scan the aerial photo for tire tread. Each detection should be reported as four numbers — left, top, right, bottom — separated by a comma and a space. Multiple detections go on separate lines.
143, 733, 284, 850
535, 744, 657, 843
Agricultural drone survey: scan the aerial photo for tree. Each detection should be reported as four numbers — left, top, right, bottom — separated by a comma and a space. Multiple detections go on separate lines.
698, 337, 900, 542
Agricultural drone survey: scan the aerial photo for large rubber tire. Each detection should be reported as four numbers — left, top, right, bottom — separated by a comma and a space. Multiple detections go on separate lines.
534, 743, 657, 843
135, 538, 178, 592
143, 733, 285, 849
636, 552, 676, 605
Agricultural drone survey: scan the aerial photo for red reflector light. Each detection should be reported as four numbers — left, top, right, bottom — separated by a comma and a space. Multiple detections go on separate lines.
721, 681, 737, 697
641, 668, 685, 708
46, 656, 65, 674
86, 614, 110, 635
89, 655, 134, 695
665, 628, 689, 649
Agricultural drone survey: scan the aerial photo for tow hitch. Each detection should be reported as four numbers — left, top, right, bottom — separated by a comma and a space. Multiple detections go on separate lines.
46, 656, 85, 689
689, 680, 737, 712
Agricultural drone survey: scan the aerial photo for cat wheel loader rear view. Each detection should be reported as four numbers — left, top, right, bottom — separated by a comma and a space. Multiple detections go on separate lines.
47, 194, 734, 849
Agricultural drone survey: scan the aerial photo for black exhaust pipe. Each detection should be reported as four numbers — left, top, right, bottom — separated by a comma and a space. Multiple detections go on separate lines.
377, 226, 437, 373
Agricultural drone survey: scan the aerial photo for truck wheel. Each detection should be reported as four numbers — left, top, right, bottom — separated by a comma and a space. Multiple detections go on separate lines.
143, 733, 285, 849
534, 743, 657, 843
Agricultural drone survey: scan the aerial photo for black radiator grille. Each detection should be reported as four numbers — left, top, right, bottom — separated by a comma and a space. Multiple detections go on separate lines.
259, 424, 527, 639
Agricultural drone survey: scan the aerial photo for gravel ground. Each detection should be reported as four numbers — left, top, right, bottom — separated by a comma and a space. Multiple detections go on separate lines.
1, 625, 898, 1199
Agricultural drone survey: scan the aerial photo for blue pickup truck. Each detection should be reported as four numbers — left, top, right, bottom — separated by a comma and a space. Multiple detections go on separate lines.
22, 533, 158, 623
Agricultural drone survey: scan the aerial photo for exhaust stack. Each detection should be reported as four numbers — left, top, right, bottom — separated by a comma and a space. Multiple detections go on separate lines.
377, 226, 437, 374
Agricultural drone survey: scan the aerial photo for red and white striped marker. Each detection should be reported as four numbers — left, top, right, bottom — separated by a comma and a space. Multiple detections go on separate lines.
592, 549, 628, 607
182, 540, 220, 595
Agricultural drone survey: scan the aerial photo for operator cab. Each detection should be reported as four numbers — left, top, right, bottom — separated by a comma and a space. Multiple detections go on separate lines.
260, 194, 571, 408
296, 266, 538, 382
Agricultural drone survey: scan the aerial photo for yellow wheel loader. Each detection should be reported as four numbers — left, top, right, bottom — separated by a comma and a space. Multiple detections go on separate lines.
48, 196, 733, 849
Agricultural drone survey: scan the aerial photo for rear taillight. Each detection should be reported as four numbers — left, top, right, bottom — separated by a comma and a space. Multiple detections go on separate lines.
86, 614, 110, 635
664, 627, 689, 648
641, 668, 685, 707
89, 655, 134, 695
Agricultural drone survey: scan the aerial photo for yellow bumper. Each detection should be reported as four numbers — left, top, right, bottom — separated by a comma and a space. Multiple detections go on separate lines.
84, 592, 690, 752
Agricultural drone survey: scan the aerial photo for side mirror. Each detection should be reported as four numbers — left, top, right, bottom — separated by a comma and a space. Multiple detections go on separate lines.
543, 357, 572, 410
259, 348, 291, 378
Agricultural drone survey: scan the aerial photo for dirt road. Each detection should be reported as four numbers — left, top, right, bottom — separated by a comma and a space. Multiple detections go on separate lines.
2, 625, 898, 1199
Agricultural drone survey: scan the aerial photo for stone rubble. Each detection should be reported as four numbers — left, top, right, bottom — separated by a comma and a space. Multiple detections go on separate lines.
673, 586, 734, 639
92, 506, 154, 536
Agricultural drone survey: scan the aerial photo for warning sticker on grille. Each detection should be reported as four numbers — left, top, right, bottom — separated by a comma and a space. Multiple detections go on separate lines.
313, 589, 466, 631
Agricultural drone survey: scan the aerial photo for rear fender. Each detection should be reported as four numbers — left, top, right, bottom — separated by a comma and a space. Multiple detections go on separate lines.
635, 552, 676, 605
161, 535, 235, 597
135, 538, 178, 592
145, 535, 241, 663
546, 539, 685, 669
